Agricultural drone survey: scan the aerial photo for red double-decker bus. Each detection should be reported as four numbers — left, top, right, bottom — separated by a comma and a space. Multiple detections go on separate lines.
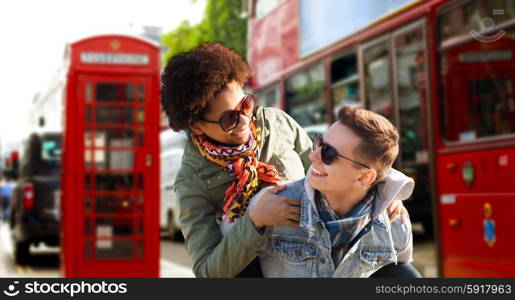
246, 0, 515, 277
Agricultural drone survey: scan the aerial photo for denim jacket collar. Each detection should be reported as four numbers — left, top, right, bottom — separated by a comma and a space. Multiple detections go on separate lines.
299, 175, 320, 227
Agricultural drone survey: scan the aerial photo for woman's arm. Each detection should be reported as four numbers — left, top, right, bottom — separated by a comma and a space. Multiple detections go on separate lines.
175, 164, 266, 278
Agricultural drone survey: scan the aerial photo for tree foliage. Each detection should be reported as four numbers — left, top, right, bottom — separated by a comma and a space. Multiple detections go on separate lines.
202, 0, 247, 57
162, 0, 247, 64
161, 20, 212, 64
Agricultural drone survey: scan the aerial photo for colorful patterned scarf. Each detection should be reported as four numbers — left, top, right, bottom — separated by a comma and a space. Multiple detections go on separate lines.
191, 118, 281, 223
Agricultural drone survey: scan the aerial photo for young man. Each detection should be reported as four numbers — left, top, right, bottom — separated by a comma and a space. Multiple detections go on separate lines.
234, 106, 419, 277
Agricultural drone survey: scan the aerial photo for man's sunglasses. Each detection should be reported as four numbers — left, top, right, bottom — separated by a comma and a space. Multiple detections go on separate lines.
199, 94, 254, 131
313, 134, 371, 169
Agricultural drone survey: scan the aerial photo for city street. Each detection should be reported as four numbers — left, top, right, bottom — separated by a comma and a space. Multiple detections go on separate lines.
0, 222, 194, 278
0, 221, 436, 278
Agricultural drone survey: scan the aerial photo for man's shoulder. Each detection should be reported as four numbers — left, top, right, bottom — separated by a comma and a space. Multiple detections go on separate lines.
276, 178, 306, 200
249, 179, 306, 209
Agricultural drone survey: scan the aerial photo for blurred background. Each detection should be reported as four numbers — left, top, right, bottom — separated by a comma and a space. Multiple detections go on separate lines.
1, 0, 514, 278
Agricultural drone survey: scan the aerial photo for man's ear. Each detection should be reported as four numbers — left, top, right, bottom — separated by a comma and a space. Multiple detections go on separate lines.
356, 169, 377, 187
189, 122, 204, 136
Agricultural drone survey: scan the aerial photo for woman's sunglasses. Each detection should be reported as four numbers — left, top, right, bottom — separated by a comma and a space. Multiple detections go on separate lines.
313, 134, 371, 169
199, 94, 254, 131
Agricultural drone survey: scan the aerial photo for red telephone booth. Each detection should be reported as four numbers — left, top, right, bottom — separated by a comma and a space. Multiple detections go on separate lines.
60, 35, 160, 277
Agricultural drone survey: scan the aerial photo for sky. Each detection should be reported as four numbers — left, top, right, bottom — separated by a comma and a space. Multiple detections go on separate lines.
0, 0, 205, 152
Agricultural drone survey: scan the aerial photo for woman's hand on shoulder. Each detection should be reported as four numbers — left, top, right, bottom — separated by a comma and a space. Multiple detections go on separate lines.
248, 184, 301, 229
387, 199, 409, 224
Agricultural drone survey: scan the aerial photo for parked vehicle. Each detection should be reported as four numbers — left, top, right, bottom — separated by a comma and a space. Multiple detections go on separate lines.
9, 132, 61, 264
160, 129, 187, 240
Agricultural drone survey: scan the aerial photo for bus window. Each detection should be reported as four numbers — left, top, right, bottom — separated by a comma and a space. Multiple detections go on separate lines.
466, 77, 514, 138
394, 25, 429, 168
285, 63, 326, 128
255, 84, 280, 108
439, 0, 514, 44
363, 40, 393, 121
331, 53, 360, 115
438, 1, 515, 142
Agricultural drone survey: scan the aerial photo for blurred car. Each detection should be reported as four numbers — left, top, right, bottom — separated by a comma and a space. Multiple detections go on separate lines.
9, 132, 61, 264
160, 129, 187, 240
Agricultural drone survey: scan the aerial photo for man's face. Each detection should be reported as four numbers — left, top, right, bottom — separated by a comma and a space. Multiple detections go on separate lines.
191, 81, 252, 146
308, 122, 368, 194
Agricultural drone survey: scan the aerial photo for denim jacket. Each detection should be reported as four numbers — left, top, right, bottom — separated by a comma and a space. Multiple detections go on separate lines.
223, 167, 415, 278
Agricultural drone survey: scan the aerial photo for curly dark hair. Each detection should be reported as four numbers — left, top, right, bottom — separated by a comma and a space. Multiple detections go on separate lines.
160, 42, 251, 131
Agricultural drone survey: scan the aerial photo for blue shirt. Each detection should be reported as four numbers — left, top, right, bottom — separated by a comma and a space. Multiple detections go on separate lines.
0, 182, 14, 198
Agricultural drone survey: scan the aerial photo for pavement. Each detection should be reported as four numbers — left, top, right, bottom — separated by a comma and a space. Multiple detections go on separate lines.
0, 222, 437, 278
0, 222, 194, 278
411, 223, 438, 278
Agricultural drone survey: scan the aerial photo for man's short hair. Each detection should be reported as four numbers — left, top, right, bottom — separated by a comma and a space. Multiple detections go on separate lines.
337, 106, 399, 181
160, 42, 250, 131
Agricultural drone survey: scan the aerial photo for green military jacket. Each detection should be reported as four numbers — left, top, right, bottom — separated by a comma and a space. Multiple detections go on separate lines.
174, 106, 313, 277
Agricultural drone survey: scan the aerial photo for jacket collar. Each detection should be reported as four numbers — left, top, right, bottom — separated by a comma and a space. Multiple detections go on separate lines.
372, 168, 414, 219
254, 106, 270, 141
299, 175, 320, 227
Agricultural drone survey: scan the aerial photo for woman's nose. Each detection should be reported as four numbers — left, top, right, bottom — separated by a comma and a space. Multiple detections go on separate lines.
236, 113, 251, 129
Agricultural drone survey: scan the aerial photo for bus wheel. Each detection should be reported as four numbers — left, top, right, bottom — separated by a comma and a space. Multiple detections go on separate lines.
14, 241, 30, 265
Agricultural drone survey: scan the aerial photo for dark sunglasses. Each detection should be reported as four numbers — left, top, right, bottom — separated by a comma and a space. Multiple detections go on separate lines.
199, 94, 254, 131
313, 134, 371, 169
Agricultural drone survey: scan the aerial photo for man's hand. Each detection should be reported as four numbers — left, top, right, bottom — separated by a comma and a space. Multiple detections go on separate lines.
248, 185, 301, 229
387, 199, 409, 224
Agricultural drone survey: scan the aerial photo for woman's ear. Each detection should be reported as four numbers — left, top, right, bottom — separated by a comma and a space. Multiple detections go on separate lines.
189, 122, 204, 136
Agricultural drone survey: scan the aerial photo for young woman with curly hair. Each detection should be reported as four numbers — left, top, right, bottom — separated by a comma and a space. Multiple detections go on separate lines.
160, 42, 407, 278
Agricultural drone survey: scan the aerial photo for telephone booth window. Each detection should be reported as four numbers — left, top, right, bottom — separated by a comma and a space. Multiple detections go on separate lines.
82, 80, 147, 260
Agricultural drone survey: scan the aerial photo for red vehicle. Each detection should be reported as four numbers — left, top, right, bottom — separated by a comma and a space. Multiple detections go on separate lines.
58, 35, 161, 277
246, 0, 515, 277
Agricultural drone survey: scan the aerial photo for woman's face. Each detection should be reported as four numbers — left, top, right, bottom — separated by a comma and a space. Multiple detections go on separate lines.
190, 81, 252, 146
